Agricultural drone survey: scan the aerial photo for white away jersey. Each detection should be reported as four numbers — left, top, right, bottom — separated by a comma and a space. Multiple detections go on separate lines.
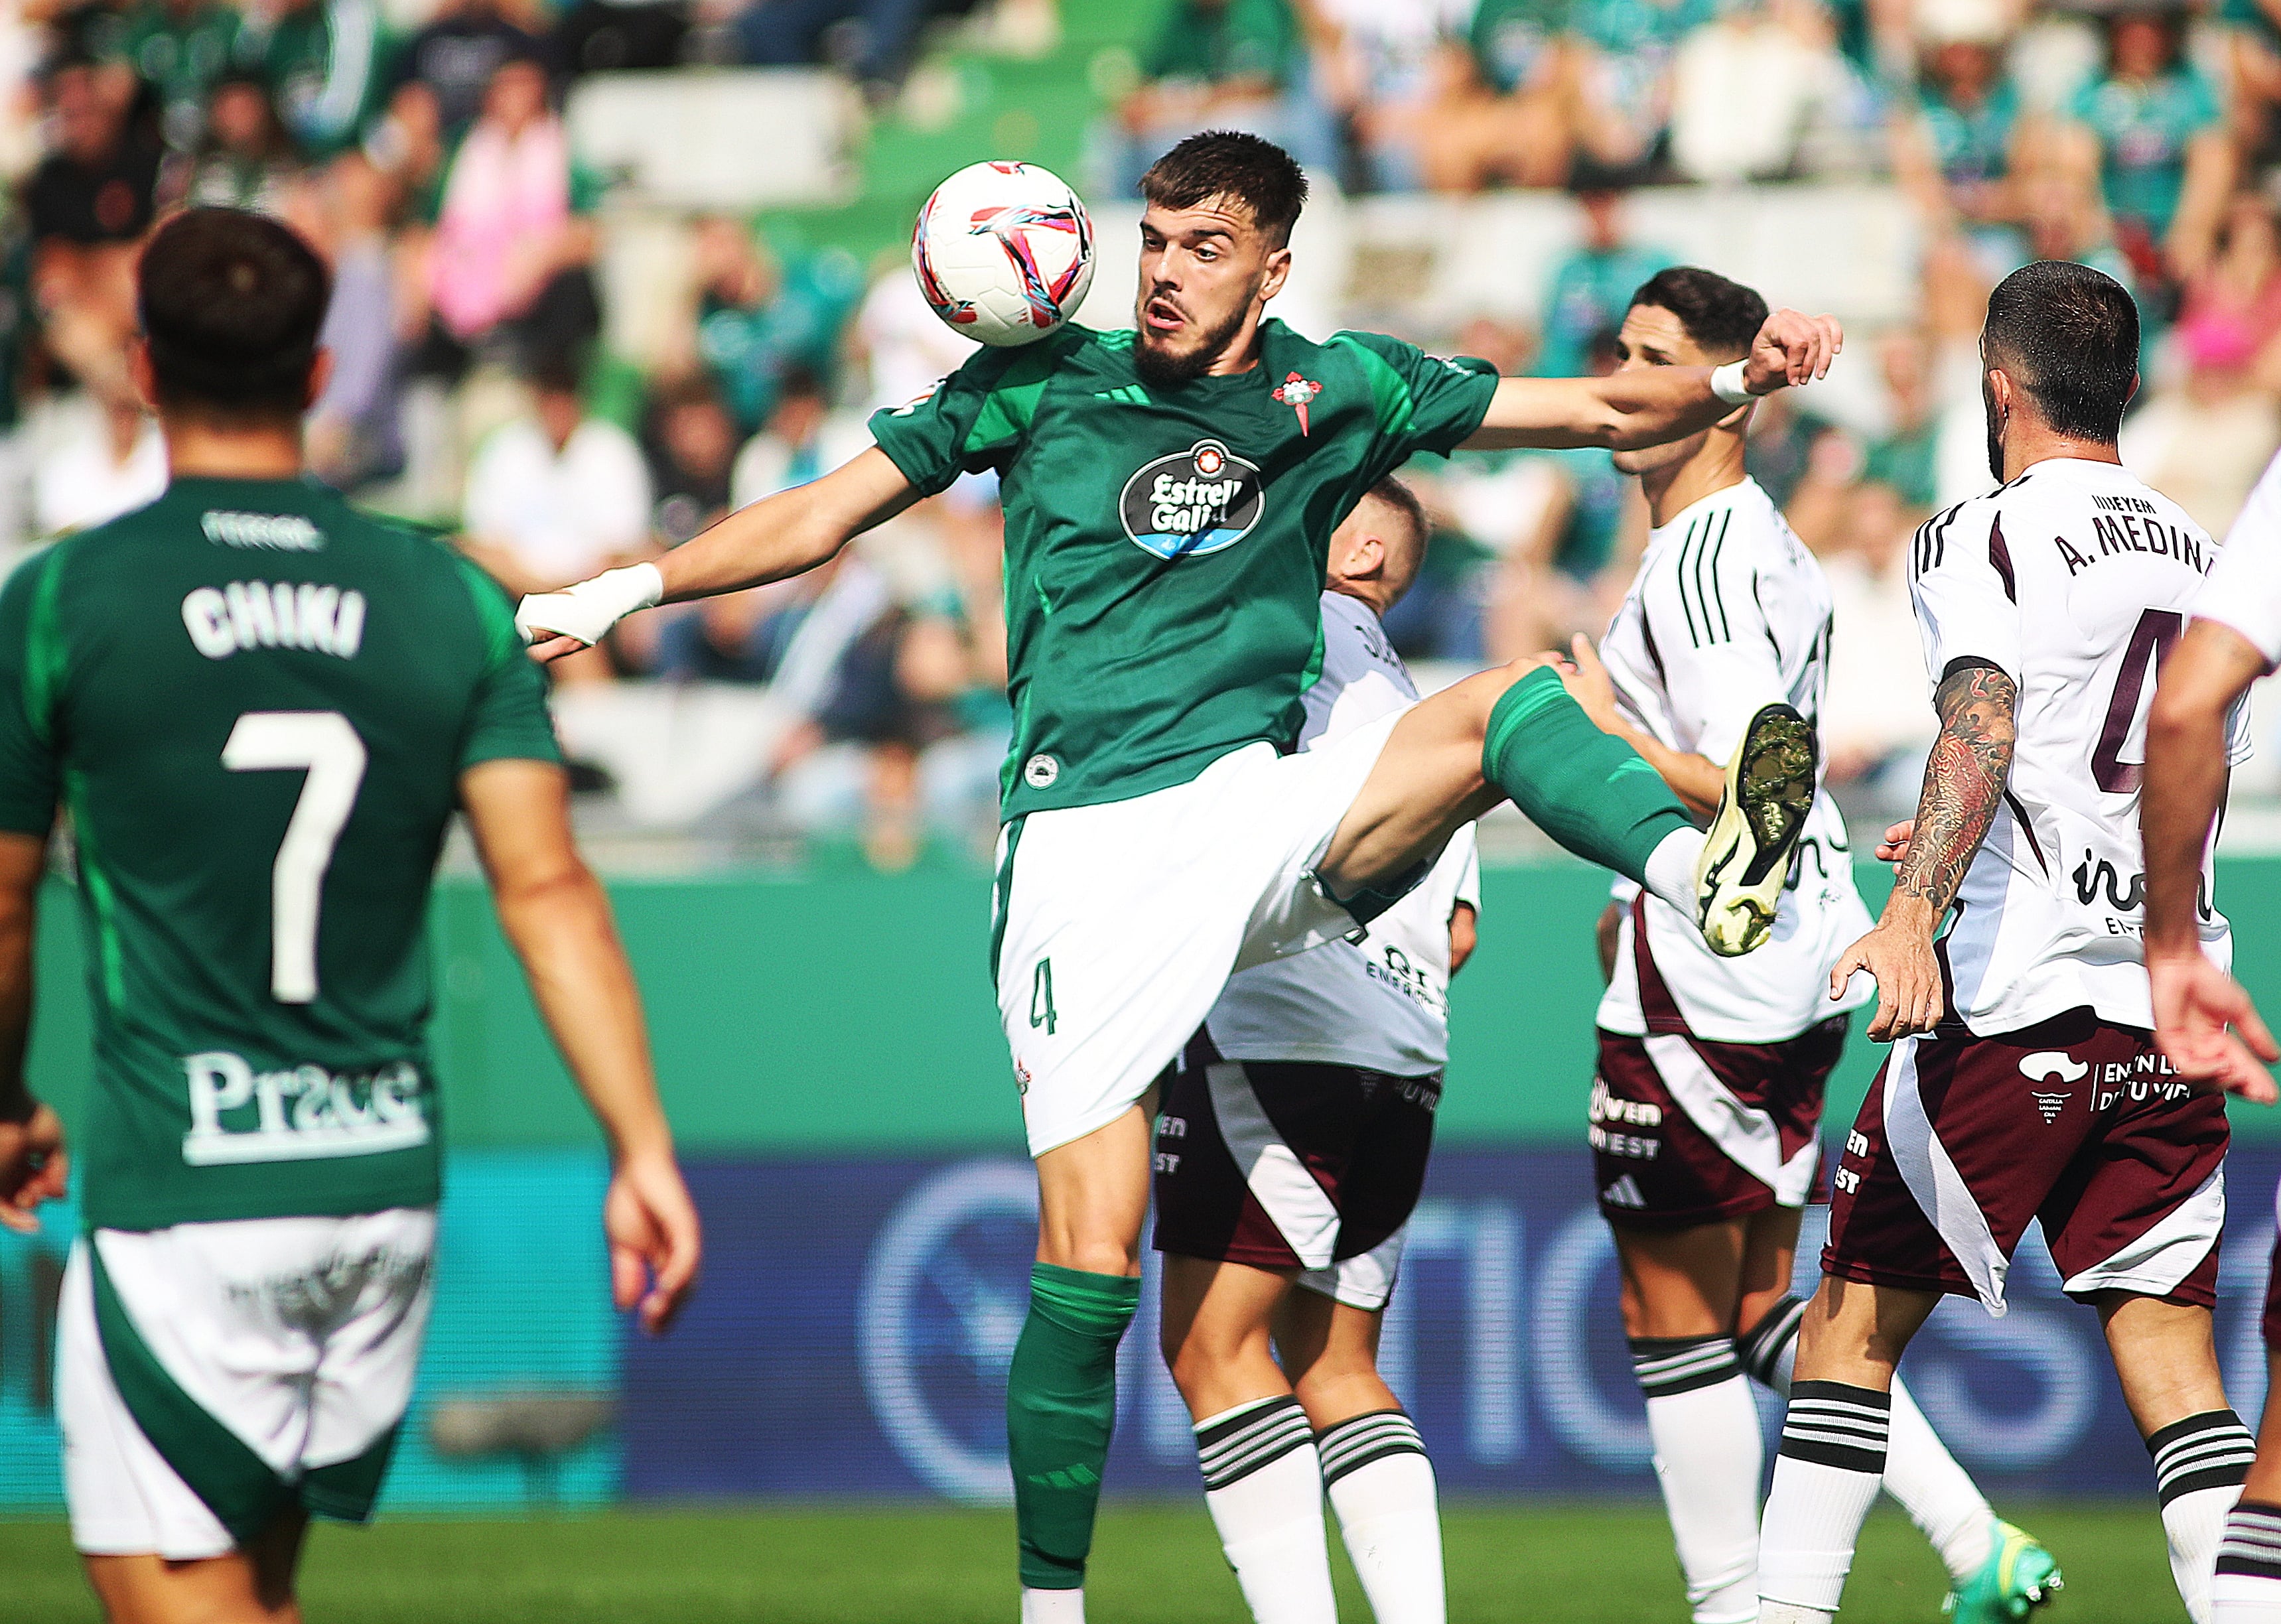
1594, 478, 1875, 1042
2193, 446, 2281, 666
1206, 592, 1480, 1075
1913, 458, 2246, 1035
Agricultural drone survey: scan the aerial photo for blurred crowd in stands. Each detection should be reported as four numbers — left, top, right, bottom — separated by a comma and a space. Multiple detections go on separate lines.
4, 0, 2281, 860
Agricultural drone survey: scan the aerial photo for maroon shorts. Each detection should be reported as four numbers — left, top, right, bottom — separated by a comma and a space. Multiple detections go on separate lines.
1824, 1008, 2229, 1312
2263, 1189, 2281, 1347
1152, 1034, 1438, 1310
1590, 1016, 1845, 1230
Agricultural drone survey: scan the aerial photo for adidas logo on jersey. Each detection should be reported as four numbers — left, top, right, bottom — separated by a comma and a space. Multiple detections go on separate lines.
200, 510, 324, 551
182, 582, 368, 662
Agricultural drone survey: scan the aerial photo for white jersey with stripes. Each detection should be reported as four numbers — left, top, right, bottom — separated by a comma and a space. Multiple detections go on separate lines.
1205, 590, 1480, 1075
1908, 457, 2245, 1035
1595, 476, 1874, 1042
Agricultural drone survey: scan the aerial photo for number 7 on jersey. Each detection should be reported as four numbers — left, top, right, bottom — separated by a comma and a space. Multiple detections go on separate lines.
222, 711, 367, 1004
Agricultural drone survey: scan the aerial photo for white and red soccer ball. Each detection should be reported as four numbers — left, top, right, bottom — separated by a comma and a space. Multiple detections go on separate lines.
912, 161, 1095, 348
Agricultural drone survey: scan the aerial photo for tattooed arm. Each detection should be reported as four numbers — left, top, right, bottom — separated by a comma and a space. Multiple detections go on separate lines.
1828, 658, 2018, 1041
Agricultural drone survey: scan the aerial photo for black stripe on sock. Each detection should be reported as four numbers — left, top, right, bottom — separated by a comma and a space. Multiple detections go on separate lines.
1196, 1396, 1312, 1491
1736, 1294, 1805, 1386
1316, 1408, 1426, 1487
2146, 1409, 2254, 1505
2218, 1500, 2281, 1579
1627, 1334, 1742, 1398
1779, 1380, 1890, 1473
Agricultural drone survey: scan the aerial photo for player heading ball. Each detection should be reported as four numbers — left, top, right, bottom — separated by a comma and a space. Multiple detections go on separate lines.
0, 208, 701, 1623
519, 130, 1846, 1620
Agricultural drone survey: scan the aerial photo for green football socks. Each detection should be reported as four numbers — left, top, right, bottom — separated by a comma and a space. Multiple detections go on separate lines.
1483, 666, 1691, 885
1008, 1263, 1141, 1591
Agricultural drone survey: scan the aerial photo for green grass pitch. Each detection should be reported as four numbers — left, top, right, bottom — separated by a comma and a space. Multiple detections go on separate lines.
0, 1502, 2193, 1623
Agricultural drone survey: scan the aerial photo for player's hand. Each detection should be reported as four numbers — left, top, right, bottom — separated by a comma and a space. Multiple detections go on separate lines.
1744, 310, 1844, 393
604, 1150, 702, 1333
516, 564, 664, 661
2149, 946, 2280, 1105
1830, 921, 1944, 1040
1876, 819, 1915, 866
1547, 634, 1620, 730
0, 1101, 66, 1234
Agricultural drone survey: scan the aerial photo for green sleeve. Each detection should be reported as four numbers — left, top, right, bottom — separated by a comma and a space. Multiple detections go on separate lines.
450, 557, 563, 772
0, 550, 64, 837
1330, 331, 1502, 473
866, 340, 1059, 498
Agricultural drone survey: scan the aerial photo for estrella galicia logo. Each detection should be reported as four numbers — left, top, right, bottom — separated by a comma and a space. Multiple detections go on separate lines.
1119, 439, 1263, 560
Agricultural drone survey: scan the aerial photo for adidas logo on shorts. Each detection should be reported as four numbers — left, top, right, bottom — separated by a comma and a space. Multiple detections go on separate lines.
1602, 1175, 1646, 1207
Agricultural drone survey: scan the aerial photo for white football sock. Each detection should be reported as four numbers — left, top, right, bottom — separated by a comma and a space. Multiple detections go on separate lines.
1631, 1335, 1761, 1624
2150, 1410, 2256, 1624
1318, 1409, 1444, 1624
1738, 1295, 1992, 1585
1196, 1395, 1338, 1624
1021, 1586, 1085, 1623
1758, 1381, 1890, 1615
2214, 1500, 2281, 1622
1643, 827, 1704, 915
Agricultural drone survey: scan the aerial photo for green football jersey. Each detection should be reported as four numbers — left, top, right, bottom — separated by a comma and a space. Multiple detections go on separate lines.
868, 320, 1499, 818
0, 476, 559, 1231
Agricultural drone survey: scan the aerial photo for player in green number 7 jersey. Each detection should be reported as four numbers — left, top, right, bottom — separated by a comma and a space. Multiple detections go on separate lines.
519, 131, 1836, 1623
0, 209, 702, 1624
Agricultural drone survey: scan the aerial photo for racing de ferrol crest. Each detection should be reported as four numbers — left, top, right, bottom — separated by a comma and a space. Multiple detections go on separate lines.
1119, 439, 1265, 560
1271, 372, 1322, 435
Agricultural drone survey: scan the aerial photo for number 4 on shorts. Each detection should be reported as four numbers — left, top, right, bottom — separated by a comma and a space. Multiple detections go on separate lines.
1030, 957, 1057, 1036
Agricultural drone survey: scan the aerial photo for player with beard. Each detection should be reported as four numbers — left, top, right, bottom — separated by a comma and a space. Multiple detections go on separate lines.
1754, 259, 2253, 1624
518, 131, 1842, 1622
1549, 267, 2057, 1624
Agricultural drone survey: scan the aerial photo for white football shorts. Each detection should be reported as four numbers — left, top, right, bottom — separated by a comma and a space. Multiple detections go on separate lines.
993, 710, 1411, 1158
59, 1207, 436, 1559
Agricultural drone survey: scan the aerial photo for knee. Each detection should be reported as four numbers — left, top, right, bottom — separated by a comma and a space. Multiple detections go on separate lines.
1038, 1237, 1142, 1278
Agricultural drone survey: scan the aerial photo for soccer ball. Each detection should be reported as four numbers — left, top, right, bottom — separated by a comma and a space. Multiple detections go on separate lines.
912, 161, 1095, 348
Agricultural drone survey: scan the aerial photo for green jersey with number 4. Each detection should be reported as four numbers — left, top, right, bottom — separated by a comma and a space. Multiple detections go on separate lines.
868, 319, 1500, 819
0, 476, 559, 1231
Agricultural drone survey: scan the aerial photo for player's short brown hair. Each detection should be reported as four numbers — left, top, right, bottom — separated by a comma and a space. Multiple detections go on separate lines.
1140, 131, 1309, 247
1364, 475, 1430, 604
140, 208, 330, 421
1982, 259, 2138, 443
1627, 267, 1768, 365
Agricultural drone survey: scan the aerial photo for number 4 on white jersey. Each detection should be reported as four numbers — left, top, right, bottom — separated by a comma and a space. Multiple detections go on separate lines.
222, 711, 367, 1004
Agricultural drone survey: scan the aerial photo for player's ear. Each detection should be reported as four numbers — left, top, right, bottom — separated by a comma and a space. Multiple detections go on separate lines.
1355, 532, 1387, 580
1716, 399, 1754, 433
303, 346, 334, 413
1258, 242, 1292, 304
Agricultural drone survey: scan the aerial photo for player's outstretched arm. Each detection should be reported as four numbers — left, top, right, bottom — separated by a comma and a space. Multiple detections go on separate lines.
2142, 618, 2278, 1101
460, 760, 701, 1330
517, 446, 921, 661
1460, 309, 1841, 452
0, 830, 62, 1233
1829, 659, 2015, 1040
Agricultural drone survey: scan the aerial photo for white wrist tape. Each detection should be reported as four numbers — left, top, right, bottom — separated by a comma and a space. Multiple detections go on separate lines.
1710, 360, 1756, 406
515, 562, 663, 648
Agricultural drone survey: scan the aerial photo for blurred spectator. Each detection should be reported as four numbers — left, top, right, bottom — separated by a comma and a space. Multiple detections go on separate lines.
240, 0, 392, 160
385, 0, 541, 139
419, 48, 601, 374
1089, 0, 1332, 197
2061, 5, 2233, 284
738, 0, 977, 96
1568, 0, 1713, 180
1862, 326, 1940, 509
1305, 0, 1477, 193
2122, 192, 2281, 535
31, 391, 165, 538
163, 72, 301, 213
26, 56, 161, 402
851, 253, 977, 412
1397, 0, 1576, 191
1537, 189, 1671, 377
1890, 7, 2032, 251
1668, 0, 1842, 183
554, 0, 689, 76
113, 0, 239, 151
646, 373, 738, 549
460, 352, 652, 602
1821, 478, 1933, 807
691, 217, 863, 435
308, 154, 403, 492
2226, 0, 2281, 165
